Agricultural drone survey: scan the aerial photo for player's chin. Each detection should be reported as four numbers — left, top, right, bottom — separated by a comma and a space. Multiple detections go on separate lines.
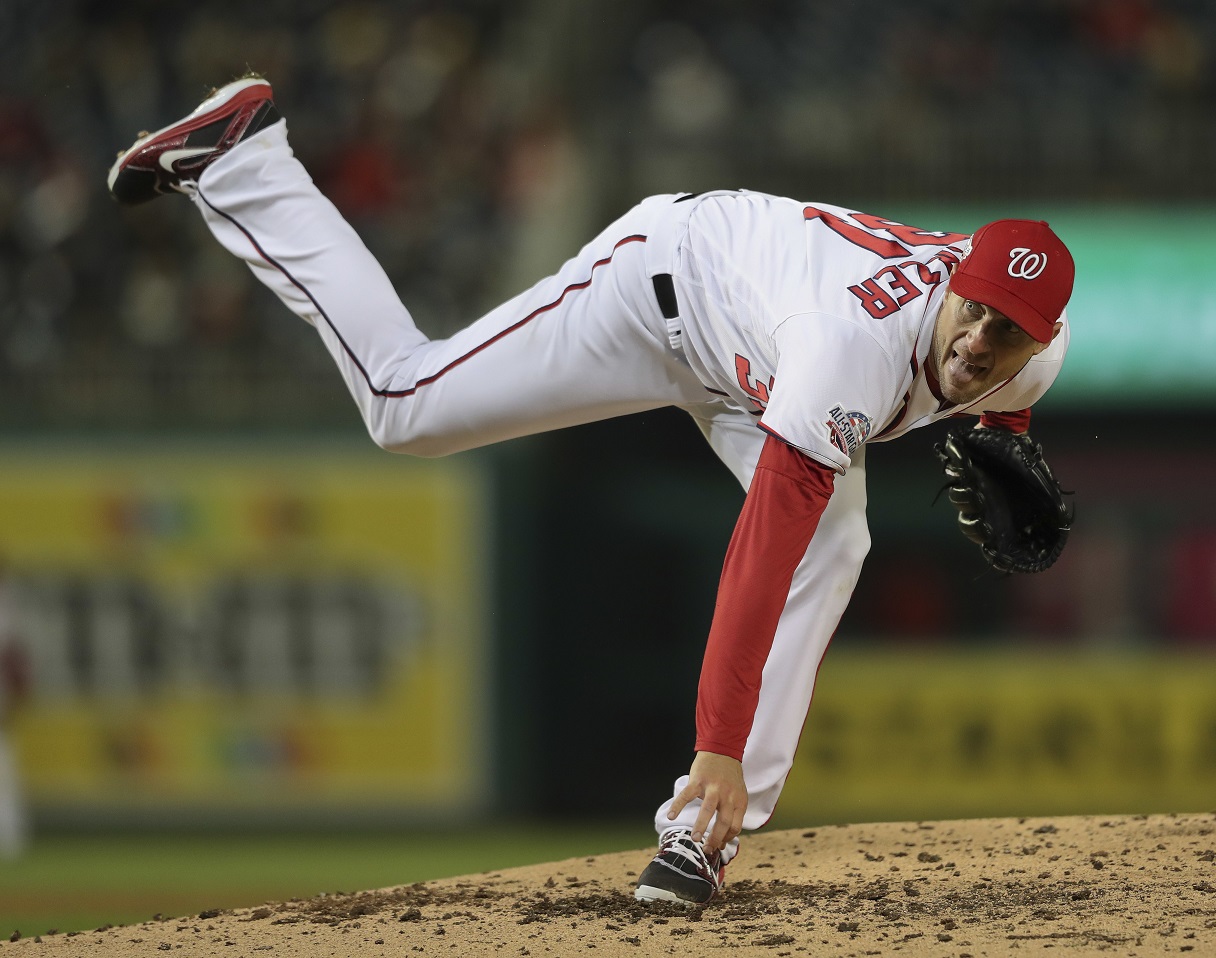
939, 375, 989, 407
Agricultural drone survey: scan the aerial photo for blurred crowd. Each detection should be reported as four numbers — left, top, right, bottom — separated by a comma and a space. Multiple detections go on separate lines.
1, 0, 1215, 429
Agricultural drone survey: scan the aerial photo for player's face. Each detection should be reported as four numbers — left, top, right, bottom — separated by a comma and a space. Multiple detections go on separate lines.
930, 292, 1056, 405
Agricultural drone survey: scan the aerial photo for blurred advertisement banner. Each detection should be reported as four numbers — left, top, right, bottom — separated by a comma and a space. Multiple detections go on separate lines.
0, 443, 488, 824
777, 649, 1216, 825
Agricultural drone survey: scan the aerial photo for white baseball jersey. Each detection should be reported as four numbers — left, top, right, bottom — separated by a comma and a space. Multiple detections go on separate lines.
665, 191, 1069, 474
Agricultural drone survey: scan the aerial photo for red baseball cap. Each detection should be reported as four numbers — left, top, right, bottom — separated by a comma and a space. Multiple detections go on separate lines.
949, 219, 1075, 343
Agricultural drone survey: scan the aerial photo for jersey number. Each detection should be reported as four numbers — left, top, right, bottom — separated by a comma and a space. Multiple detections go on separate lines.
802, 206, 968, 258
735, 355, 773, 411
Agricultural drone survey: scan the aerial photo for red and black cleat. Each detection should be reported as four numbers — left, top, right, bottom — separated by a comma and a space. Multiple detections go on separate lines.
634, 828, 727, 905
107, 76, 279, 205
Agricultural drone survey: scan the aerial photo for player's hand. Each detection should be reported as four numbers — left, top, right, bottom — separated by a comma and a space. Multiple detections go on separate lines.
667, 751, 747, 853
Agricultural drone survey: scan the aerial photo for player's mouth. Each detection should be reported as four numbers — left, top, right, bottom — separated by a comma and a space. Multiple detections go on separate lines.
945, 348, 988, 384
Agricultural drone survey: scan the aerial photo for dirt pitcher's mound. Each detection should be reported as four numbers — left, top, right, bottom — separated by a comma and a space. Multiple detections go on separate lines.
4, 813, 1214, 957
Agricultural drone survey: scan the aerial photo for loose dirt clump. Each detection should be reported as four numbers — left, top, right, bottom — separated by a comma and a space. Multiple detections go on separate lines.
3, 812, 1214, 957
263, 879, 511, 925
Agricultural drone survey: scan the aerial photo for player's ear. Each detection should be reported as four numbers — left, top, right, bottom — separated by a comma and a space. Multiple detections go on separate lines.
1032, 321, 1064, 355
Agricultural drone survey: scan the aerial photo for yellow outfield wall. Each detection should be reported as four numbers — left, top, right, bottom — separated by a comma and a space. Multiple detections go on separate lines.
0, 443, 491, 821
2, 444, 1212, 825
774, 648, 1216, 825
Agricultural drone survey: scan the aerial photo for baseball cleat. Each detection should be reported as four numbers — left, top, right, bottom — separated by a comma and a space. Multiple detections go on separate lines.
107, 76, 280, 205
633, 827, 726, 905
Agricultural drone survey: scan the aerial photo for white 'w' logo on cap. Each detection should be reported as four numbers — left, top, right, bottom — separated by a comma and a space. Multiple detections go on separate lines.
1008, 247, 1048, 280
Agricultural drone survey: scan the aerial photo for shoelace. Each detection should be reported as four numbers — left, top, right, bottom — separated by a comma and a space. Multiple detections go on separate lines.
659, 831, 722, 880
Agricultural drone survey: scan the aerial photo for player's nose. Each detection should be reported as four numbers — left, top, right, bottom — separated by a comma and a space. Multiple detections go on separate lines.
965, 321, 996, 357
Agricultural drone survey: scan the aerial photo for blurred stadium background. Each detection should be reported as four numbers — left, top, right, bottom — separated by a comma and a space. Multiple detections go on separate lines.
2, 0, 1216, 935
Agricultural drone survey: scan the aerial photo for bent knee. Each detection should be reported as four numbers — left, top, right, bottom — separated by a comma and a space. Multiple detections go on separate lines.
844, 528, 872, 569
364, 418, 465, 458
369, 430, 457, 458
823, 512, 870, 573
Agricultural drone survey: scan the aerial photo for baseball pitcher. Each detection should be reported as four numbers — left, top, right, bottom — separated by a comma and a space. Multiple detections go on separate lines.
108, 78, 1075, 905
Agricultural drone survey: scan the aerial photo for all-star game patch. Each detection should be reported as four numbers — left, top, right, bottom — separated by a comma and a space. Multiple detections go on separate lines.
825, 405, 872, 457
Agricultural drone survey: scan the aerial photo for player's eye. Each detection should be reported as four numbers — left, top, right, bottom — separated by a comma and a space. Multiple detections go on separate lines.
993, 321, 1028, 347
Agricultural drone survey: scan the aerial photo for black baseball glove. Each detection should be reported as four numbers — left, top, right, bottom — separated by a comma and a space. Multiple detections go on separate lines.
934, 426, 1073, 574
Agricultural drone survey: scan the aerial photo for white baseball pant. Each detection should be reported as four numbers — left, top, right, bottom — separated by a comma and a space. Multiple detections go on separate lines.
189, 122, 870, 859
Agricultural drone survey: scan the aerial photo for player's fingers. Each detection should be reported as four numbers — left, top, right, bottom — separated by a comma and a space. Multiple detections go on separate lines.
707, 800, 733, 851
691, 793, 717, 844
723, 803, 746, 846
729, 791, 748, 843
708, 791, 747, 851
666, 779, 702, 821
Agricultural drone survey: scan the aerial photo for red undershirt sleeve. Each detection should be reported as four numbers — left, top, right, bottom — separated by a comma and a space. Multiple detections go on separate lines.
979, 408, 1032, 432
694, 433, 836, 762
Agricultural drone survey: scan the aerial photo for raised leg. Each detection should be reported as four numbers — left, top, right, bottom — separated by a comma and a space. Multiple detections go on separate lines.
190, 123, 709, 455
